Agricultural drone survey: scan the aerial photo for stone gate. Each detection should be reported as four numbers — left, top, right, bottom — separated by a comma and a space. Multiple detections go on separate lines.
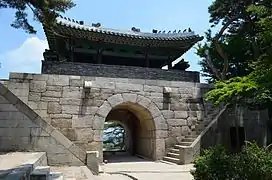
0, 72, 210, 164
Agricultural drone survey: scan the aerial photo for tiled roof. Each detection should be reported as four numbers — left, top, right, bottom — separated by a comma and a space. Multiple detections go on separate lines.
55, 17, 202, 41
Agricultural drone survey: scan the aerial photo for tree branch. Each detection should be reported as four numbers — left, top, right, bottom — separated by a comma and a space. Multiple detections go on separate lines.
26, 3, 35, 14
204, 50, 222, 80
215, 42, 228, 79
213, 15, 241, 80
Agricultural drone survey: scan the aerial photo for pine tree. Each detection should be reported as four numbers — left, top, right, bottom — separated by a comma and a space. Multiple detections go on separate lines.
0, 0, 75, 33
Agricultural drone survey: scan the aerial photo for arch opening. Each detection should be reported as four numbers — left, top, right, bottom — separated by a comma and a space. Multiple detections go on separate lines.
102, 102, 156, 162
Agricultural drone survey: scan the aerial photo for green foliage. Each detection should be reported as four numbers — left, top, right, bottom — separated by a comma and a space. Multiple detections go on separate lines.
206, 73, 272, 109
191, 146, 235, 180
204, 3, 272, 109
103, 122, 125, 151
196, 31, 253, 82
205, 76, 258, 106
197, 0, 272, 82
191, 142, 272, 180
0, 0, 75, 33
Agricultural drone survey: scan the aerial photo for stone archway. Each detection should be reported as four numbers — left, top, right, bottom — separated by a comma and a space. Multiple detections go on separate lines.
93, 93, 169, 162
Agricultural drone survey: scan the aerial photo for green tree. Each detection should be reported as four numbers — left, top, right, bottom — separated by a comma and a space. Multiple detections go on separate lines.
197, 0, 271, 82
205, 4, 272, 109
0, 0, 75, 34
191, 142, 272, 180
103, 122, 125, 151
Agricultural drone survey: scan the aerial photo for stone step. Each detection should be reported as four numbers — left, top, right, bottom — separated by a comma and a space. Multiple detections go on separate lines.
49, 172, 64, 180
185, 135, 198, 139
167, 152, 179, 159
169, 148, 179, 153
195, 124, 205, 129
162, 156, 180, 164
196, 121, 210, 126
160, 160, 178, 165
189, 131, 200, 136
182, 138, 195, 142
207, 114, 217, 119
195, 129, 203, 134
174, 144, 189, 149
179, 142, 192, 146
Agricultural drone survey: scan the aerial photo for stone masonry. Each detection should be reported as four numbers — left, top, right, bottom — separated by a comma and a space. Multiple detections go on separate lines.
0, 72, 210, 162
0, 82, 86, 166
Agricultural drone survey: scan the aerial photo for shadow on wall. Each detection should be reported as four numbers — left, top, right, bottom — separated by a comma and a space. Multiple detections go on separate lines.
200, 106, 270, 153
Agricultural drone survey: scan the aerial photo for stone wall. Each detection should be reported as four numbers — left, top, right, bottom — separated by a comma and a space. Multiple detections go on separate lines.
3, 72, 208, 160
42, 61, 200, 82
0, 82, 86, 166
201, 106, 269, 151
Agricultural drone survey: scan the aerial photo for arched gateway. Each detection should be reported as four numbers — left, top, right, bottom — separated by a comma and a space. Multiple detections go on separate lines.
93, 93, 169, 162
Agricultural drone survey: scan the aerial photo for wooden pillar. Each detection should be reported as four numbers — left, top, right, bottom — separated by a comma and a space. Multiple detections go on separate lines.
69, 39, 75, 62
145, 53, 150, 68
71, 47, 75, 62
145, 46, 150, 67
96, 49, 103, 64
167, 55, 172, 69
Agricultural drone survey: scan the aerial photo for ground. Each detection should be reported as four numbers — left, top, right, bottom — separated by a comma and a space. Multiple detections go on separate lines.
97, 155, 194, 180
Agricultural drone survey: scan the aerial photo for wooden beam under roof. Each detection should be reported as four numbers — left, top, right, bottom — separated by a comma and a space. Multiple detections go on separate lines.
73, 48, 171, 60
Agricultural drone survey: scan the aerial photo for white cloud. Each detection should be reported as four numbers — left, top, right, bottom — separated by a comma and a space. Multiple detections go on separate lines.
0, 37, 48, 79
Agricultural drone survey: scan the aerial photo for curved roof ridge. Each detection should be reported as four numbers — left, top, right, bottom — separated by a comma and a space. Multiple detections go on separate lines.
56, 16, 198, 39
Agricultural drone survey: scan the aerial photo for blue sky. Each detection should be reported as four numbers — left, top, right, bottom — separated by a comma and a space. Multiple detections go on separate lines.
0, 0, 214, 82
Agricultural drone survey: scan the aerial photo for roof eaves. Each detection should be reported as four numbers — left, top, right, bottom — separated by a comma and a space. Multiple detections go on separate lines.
55, 17, 200, 41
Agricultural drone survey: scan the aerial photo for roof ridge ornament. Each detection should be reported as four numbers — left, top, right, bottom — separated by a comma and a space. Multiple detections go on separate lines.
54, 16, 201, 40
131, 27, 140, 32
152, 29, 158, 33
92, 23, 101, 27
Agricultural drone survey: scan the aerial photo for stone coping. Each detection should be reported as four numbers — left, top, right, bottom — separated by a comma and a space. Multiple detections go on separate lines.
8, 72, 212, 89
0, 82, 87, 165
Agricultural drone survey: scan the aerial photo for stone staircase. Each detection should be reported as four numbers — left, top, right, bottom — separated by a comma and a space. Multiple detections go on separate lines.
162, 111, 218, 164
